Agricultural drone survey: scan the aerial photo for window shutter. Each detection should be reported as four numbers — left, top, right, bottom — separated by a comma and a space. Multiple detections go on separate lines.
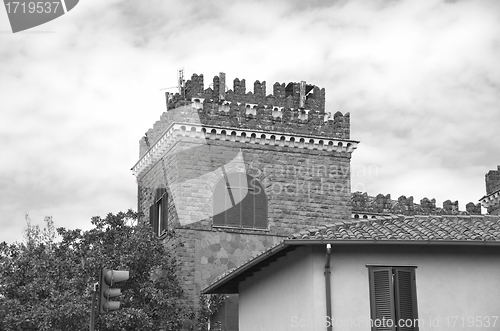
226, 202, 241, 227
161, 195, 168, 233
369, 268, 396, 331
154, 205, 160, 236
241, 191, 254, 228
239, 175, 253, 228
212, 173, 268, 229
149, 204, 157, 232
213, 180, 229, 226
253, 185, 268, 229
213, 212, 225, 226
394, 268, 419, 331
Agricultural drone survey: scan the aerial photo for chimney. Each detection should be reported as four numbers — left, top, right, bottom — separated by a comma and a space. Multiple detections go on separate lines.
219, 72, 226, 101
299, 81, 306, 109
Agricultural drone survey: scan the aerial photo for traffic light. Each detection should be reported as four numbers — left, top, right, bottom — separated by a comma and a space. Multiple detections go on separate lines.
98, 268, 129, 314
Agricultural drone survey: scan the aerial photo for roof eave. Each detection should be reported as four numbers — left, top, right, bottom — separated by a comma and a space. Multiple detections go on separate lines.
283, 239, 500, 246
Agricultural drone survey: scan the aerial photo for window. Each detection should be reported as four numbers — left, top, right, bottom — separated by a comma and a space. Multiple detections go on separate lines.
213, 173, 267, 229
368, 267, 419, 331
149, 186, 168, 236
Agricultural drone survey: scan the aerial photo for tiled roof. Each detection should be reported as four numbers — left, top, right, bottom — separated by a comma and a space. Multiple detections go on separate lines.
289, 214, 500, 241
203, 214, 500, 294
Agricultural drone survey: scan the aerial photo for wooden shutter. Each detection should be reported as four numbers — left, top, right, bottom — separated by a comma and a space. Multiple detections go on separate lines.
161, 195, 168, 233
213, 212, 225, 226
241, 190, 254, 228
213, 180, 227, 226
225, 202, 241, 227
149, 204, 157, 233
253, 181, 268, 229
212, 173, 268, 229
394, 268, 419, 331
239, 175, 253, 228
369, 268, 396, 331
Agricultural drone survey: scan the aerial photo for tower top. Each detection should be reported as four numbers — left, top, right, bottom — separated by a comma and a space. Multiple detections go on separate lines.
133, 72, 358, 177
162, 71, 350, 139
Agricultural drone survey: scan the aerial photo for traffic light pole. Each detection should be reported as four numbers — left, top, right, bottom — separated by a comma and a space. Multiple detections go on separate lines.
90, 282, 98, 331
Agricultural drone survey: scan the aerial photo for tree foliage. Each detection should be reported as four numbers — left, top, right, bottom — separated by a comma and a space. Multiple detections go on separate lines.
0, 210, 187, 331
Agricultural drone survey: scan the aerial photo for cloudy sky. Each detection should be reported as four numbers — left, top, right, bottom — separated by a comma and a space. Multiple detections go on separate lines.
1, 0, 499, 243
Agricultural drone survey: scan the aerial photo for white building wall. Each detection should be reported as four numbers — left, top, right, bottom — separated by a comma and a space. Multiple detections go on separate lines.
239, 244, 500, 331
239, 245, 327, 331
330, 244, 500, 331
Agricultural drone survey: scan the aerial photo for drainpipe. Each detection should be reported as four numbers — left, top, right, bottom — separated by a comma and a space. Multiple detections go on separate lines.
325, 244, 332, 331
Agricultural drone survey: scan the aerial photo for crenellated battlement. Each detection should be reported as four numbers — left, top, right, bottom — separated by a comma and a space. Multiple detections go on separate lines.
140, 72, 353, 158
175, 73, 326, 112
167, 73, 345, 131
351, 192, 482, 216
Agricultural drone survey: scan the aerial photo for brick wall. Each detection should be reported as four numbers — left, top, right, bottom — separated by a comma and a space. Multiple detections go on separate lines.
138, 137, 352, 235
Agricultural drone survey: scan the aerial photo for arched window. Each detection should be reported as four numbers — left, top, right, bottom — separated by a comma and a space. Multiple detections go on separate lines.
213, 173, 267, 229
149, 186, 168, 236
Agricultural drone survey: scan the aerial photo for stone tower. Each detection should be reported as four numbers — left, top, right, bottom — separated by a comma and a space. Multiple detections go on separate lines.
131, 72, 358, 329
480, 165, 500, 215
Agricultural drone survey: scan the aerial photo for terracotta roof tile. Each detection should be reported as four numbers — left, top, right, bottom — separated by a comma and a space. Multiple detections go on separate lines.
288, 214, 500, 241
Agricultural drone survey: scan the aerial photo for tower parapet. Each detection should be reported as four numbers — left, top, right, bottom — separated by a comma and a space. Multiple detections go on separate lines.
164, 72, 348, 139
137, 72, 356, 165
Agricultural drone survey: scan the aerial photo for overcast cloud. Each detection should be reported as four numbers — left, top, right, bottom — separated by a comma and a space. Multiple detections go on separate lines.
0, 0, 499, 243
